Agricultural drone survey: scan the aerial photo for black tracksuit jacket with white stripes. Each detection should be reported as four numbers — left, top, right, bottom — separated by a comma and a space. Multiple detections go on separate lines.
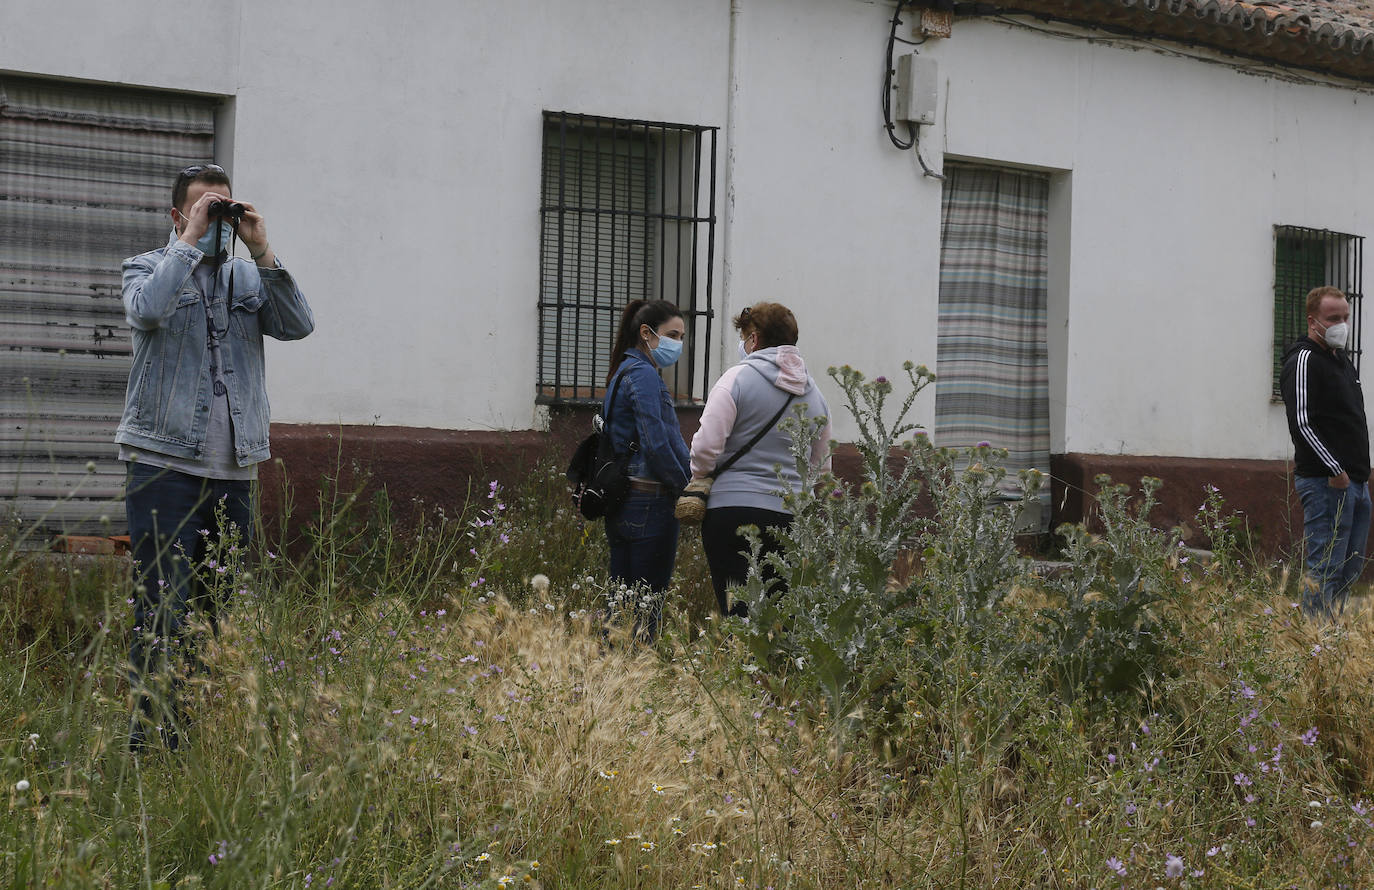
1280, 336, 1371, 483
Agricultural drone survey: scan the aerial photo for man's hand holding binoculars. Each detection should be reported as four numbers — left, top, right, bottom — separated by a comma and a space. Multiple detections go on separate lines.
181, 189, 274, 266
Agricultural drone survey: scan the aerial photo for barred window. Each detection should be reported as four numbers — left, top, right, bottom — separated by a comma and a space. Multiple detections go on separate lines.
538, 112, 718, 405
1272, 226, 1364, 398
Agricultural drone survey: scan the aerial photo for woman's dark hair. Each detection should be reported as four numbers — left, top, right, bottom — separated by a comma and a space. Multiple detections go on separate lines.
607, 299, 684, 382
734, 302, 798, 349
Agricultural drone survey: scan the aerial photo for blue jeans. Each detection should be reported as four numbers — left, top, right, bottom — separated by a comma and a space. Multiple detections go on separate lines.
1295, 476, 1371, 620
606, 490, 679, 641
125, 463, 254, 748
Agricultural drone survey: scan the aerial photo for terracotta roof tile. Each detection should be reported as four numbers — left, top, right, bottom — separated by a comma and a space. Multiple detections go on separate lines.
944, 0, 1374, 81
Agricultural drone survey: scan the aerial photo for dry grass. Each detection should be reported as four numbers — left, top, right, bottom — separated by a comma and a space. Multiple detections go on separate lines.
1187, 582, 1374, 792
148, 589, 923, 888
9, 553, 1374, 887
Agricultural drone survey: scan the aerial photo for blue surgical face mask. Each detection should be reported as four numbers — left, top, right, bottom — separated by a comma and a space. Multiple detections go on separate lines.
181, 209, 234, 256
194, 221, 235, 256
650, 329, 684, 367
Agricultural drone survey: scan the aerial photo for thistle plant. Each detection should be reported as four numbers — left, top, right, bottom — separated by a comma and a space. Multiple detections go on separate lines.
730, 358, 1191, 753
1028, 475, 1185, 705
732, 363, 1046, 745
731, 363, 933, 737
908, 436, 1043, 620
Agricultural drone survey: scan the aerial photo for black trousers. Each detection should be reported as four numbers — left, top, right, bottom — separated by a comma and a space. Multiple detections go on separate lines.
701, 506, 792, 616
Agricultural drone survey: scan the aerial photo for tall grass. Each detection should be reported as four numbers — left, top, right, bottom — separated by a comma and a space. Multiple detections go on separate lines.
4, 371, 1374, 888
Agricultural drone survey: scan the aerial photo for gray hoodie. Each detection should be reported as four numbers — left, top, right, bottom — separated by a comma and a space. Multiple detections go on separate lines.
689, 345, 832, 512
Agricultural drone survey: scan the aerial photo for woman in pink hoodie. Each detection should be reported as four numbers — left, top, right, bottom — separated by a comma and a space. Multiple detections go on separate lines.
689, 302, 832, 617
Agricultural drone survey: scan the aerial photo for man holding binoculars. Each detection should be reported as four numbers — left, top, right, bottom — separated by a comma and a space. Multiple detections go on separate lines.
117, 163, 314, 751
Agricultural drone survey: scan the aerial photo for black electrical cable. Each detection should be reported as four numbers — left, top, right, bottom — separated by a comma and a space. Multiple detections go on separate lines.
912, 129, 944, 180
881, 0, 917, 150
882, 1, 944, 177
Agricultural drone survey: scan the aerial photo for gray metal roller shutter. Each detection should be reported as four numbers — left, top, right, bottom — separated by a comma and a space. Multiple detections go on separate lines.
1, 76, 217, 542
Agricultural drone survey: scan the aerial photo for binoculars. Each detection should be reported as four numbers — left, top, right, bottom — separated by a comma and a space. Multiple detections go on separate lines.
208, 200, 246, 221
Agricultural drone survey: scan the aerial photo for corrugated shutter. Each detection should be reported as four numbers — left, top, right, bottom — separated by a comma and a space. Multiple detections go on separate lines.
0, 76, 217, 540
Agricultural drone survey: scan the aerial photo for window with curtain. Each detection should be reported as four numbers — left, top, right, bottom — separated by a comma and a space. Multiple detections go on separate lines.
935, 164, 1050, 523
0, 76, 218, 539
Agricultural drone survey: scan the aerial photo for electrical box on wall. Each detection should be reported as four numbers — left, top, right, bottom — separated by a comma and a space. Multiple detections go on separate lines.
894, 53, 938, 126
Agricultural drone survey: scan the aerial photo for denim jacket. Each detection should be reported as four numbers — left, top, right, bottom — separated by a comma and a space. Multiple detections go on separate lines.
604, 350, 690, 490
115, 232, 315, 466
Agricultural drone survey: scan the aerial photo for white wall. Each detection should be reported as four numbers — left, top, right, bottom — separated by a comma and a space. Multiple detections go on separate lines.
923, 20, 1374, 460
3, 0, 730, 432
724, 0, 946, 438
0, 1, 239, 95
5, 0, 1374, 462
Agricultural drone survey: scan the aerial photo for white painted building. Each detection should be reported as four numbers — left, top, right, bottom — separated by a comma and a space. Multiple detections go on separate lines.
4, 0, 1374, 548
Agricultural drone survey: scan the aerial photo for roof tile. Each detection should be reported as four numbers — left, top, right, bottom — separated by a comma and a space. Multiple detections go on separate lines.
952, 0, 1374, 81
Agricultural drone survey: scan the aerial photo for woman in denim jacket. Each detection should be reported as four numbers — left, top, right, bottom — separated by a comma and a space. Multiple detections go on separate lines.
602, 299, 691, 639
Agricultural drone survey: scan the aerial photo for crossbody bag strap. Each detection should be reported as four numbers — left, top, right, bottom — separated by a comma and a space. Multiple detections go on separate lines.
710, 390, 796, 480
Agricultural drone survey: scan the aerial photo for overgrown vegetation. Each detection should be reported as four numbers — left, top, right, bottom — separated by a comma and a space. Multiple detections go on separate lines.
3, 365, 1374, 888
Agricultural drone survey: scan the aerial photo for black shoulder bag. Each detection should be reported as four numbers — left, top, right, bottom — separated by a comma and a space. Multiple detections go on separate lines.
566, 369, 639, 520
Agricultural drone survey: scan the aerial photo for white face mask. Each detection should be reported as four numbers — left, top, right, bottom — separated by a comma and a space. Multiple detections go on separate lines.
1322, 321, 1351, 350
738, 340, 749, 360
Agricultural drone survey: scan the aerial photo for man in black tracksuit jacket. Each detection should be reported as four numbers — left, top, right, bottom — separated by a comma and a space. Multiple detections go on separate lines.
1280, 286, 1371, 620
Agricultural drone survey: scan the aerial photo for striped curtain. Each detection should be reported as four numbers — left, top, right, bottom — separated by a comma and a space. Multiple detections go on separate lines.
935, 165, 1050, 514
0, 76, 217, 539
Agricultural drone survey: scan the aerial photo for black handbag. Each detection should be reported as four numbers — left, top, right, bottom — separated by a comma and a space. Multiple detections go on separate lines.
566, 369, 638, 520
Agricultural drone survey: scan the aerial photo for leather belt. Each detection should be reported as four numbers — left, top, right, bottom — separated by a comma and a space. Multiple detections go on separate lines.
629, 478, 663, 494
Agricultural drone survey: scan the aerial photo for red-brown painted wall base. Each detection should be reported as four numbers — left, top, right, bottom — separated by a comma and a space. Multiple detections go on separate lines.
1051, 452, 1304, 558
259, 408, 704, 545
257, 421, 1306, 562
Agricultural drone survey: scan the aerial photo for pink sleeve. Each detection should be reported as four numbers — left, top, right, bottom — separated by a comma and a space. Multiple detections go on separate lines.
689, 370, 741, 479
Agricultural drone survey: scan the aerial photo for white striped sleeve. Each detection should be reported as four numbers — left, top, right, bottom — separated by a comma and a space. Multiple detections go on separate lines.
1294, 350, 1345, 476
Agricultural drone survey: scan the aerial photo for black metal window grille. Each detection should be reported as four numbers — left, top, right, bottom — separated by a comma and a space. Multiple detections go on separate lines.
538, 111, 718, 405
1272, 225, 1364, 398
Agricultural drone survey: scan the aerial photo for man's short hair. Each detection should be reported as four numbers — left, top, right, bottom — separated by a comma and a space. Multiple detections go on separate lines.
1306, 285, 1348, 318
172, 164, 232, 211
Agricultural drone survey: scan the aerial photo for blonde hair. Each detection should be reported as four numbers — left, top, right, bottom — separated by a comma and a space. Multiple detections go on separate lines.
1306, 285, 1348, 318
